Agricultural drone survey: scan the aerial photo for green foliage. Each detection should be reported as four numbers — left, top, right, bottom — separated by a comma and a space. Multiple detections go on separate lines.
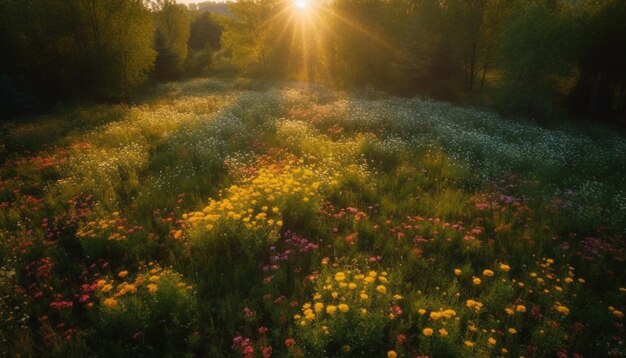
496, 1, 574, 118
1, 0, 156, 101
152, 0, 192, 81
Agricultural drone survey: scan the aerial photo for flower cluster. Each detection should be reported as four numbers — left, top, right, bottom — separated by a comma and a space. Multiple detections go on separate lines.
97, 264, 192, 309
182, 156, 332, 239
76, 212, 143, 241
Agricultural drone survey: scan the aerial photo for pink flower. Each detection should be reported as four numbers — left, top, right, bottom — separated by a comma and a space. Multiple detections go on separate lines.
262, 346, 273, 358
396, 334, 407, 344
285, 338, 296, 347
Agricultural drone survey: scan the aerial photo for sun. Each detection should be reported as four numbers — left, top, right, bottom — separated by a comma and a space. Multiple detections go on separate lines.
294, 0, 310, 10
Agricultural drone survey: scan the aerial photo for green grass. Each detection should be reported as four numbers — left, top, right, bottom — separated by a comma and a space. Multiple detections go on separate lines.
0, 78, 625, 357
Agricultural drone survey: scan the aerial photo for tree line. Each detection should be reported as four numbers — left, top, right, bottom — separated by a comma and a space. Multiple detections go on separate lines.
222, 0, 626, 121
1, 0, 625, 121
0, 0, 221, 113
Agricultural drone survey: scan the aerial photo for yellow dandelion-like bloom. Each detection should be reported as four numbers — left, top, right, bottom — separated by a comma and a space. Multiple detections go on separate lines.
335, 272, 346, 281
464, 341, 474, 348
613, 310, 624, 318
488, 337, 496, 346
338, 304, 349, 312
483, 269, 494, 277
438, 328, 448, 337
326, 305, 337, 315
103, 297, 118, 308
472, 277, 482, 285
418, 308, 426, 315
499, 263, 511, 272
118, 270, 128, 278
360, 293, 369, 301
555, 305, 570, 315
314, 302, 324, 313
422, 328, 434, 336
508, 328, 517, 334
376, 285, 387, 294
454, 268, 462, 276
516, 305, 526, 313
387, 351, 397, 358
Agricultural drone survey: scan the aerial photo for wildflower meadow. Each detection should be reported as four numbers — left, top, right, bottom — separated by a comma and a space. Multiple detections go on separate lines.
1, 79, 625, 357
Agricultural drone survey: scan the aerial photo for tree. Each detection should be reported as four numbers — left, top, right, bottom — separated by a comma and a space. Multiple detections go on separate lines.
570, 0, 626, 120
220, 0, 290, 77
151, 0, 191, 80
496, 1, 573, 118
0, 0, 156, 101
189, 12, 222, 51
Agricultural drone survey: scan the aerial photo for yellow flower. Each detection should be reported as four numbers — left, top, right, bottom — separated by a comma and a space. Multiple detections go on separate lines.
472, 277, 481, 285
338, 304, 349, 312
505, 307, 514, 315
438, 328, 448, 337
102, 284, 113, 293
387, 351, 397, 358
564, 277, 574, 283
468, 324, 478, 332
393, 294, 404, 301
613, 310, 624, 318
314, 302, 324, 312
430, 311, 440, 320
555, 305, 570, 315
348, 283, 357, 290
418, 308, 426, 315
376, 285, 387, 294
103, 297, 118, 308
516, 305, 526, 313
483, 269, 494, 277
499, 263, 511, 272
454, 268, 462, 276
326, 305, 337, 315
335, 272, 346, 281
118, 270, 128, 278
488, 337, 496, 346
464, 341, 474, 348
441, 309, 456, 318
422, 327, 434, 336
508, 328, 517, 334
360, 293, 369, 301
147, 283, 158, 293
